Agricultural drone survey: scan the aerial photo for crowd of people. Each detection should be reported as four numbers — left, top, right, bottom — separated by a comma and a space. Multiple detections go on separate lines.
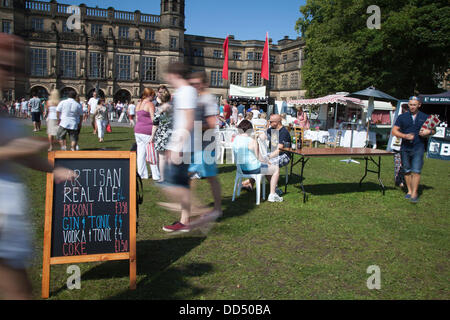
0, 29, 439, 299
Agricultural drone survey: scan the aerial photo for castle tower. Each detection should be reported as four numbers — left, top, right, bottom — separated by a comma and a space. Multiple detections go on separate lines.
160, 0, 185, 30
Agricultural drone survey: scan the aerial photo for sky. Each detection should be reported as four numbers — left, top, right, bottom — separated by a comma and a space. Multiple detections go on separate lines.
60, 0, 306, 43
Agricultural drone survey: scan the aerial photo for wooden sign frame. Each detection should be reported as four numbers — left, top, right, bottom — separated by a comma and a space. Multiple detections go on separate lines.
42, 151, 137, 299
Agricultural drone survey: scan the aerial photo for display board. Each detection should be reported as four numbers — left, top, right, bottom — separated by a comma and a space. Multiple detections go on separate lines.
42, 151, 136, 298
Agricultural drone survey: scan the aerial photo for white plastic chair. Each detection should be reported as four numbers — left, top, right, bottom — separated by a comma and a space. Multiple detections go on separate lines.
232, 154, 266, 205
218, 129, 236, 164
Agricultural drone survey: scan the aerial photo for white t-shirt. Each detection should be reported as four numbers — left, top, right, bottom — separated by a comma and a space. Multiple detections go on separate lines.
21, 101, 28, 112
88, 97, 99, 114
56, 98, 83, 130
251, 109, 260, 119
128, 104, 136, 115
167, 85, 197, 153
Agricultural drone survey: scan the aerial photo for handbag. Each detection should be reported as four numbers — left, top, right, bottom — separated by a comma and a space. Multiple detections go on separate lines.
146, 141, 158, 165
106, 123, 112, 133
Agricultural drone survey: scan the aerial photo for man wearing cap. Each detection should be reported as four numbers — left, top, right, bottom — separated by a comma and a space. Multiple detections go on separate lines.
392, 96, 435, 203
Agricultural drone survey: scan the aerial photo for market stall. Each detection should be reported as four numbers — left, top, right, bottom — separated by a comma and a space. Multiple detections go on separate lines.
288, 93, 366, 130
227, 84, 270, 113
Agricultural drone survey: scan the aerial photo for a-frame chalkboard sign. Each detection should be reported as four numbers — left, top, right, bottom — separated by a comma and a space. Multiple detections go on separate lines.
42, 151, 137, 299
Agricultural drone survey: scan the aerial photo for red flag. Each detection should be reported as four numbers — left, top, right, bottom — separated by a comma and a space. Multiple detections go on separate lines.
222, 35, 229, 80
261, 32, 269, 80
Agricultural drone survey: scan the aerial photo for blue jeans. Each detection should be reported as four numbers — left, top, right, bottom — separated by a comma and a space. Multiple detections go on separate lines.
401, 148, 424, 174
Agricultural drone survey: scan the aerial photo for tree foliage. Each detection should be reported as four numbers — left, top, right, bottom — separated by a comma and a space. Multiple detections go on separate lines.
295, 0, 450, 98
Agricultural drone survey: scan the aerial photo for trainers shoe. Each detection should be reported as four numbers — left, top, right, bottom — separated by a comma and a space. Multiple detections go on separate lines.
275, 187, 283, 196
410, 197, 419, 204
404, 194, 411, 200
162, 221, 191, 234
268, 193, 283, 202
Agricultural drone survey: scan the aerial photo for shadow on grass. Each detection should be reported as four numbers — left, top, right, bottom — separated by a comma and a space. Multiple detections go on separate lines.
49, 237, 209, 299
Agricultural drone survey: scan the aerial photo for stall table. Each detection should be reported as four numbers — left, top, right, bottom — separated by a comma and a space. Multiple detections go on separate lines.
328, 129, 377, 148
280, 147, 394, 203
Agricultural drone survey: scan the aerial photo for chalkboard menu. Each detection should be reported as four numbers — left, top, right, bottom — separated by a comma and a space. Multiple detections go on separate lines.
51, 158, 130, 257
42, 151, 136, 298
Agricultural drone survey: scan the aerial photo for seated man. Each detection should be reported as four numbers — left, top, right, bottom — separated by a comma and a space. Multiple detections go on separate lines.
242, 114, 290, 195
232, 119, 283, 202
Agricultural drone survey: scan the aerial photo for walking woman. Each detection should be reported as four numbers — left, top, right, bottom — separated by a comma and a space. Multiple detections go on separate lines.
45, 89, 60, 151
94, 98, 109, 142
134, 88, 160, 180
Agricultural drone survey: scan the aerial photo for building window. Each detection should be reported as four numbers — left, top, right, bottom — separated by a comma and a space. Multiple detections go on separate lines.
230, 72, 242, 86
281, 74, 288, 88
192, 47, 203, 57
290, 73, 299, 88
60, 50, 77, 78
91, 24, 102, 37
172, 17, 177, 26
31, 18, 44, 31
89, 52, 105, 79
247, 52, 254, 61
163, 0, 169, 12
30, 48, 47, 76
293, 51, 299, 60
172, 0, 178, 12
118, 26, 129, 39
254, 72, 262, 86
170, 36, 177, 49
142, 56, 156, 81
2, 20, 11, 34
255, 52, 262, 61
210, 70, 223, 87
116, 55, 131, 80
145, 29, 155, 41
269, 74, 276, 89
213, 50, 223, 58
270, 55, 276, 64
233, 52, 241, 60
247, 72, 253, 86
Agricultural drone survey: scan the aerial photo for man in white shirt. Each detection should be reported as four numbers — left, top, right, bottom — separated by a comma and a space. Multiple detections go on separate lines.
56, 90, 83, 151
88, 90, 99, 134
250, 105, 260, 119
159, 62, 197, 234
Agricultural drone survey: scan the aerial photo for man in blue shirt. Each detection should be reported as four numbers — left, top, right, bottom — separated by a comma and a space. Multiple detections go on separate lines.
237, 103, 245, 116
392, 96, 435, 203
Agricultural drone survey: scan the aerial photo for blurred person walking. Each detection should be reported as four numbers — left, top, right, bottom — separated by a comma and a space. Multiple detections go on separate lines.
188, 71, 222, 217
159, 63, 197, 234
0, 33, 76, 300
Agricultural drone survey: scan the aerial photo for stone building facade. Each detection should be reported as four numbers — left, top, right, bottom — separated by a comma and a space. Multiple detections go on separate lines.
0, 0, 306, 103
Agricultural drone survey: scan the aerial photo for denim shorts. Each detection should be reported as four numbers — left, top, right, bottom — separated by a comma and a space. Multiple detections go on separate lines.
161, 162, 190, 188
401, 148, 425, 174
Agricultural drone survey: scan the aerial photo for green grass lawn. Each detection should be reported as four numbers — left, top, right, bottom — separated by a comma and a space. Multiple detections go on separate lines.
23, 124, 449, 300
